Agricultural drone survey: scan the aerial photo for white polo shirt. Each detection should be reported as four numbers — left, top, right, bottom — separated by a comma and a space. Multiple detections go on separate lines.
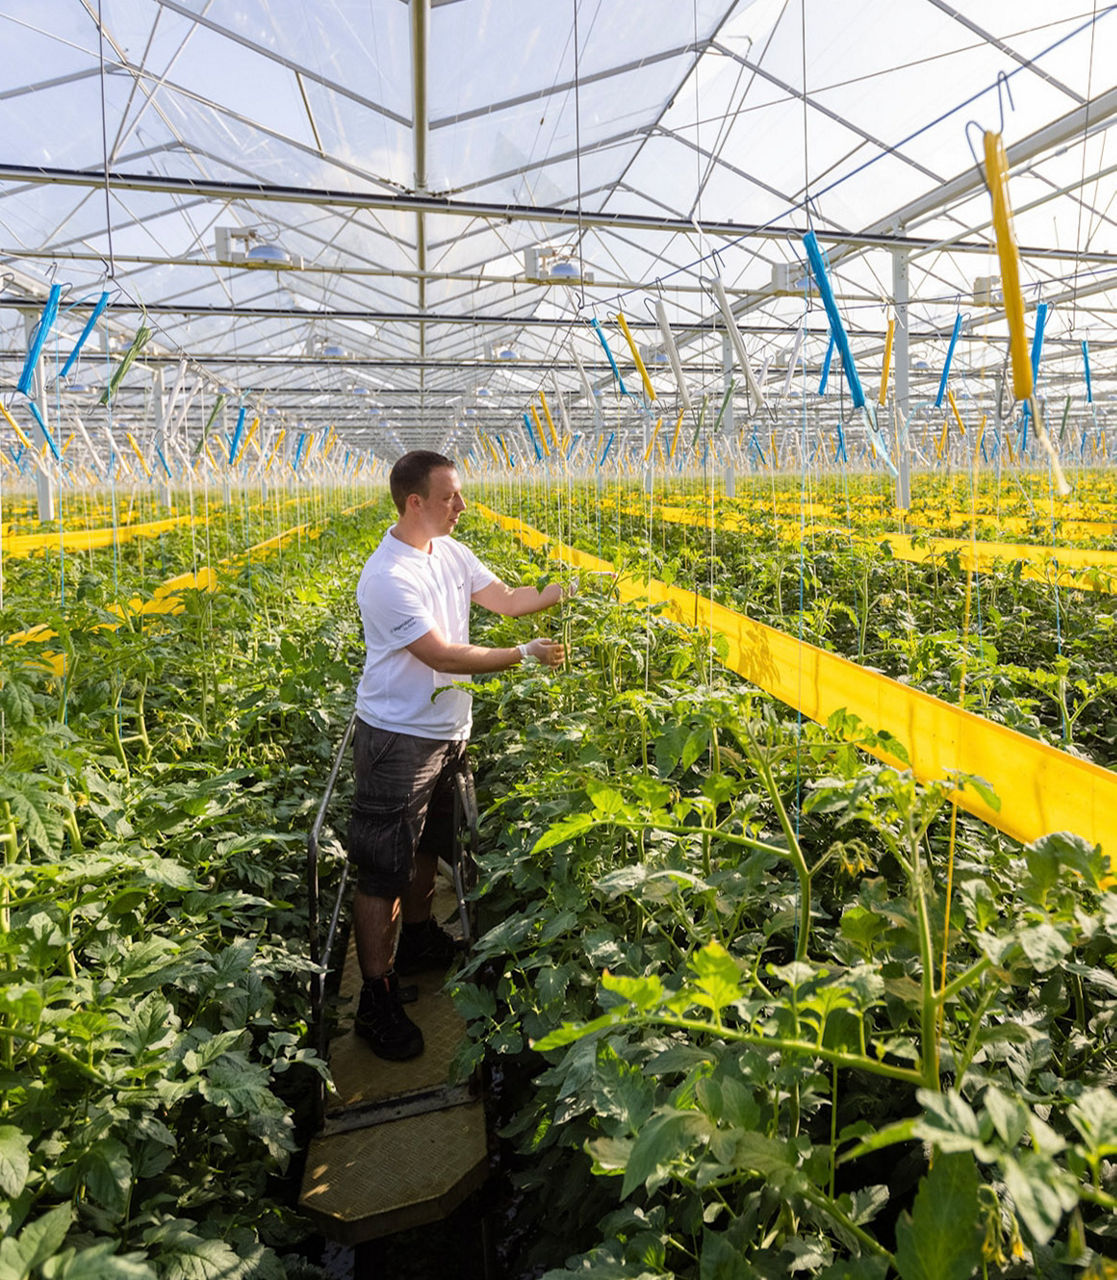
354, 528, 498, 741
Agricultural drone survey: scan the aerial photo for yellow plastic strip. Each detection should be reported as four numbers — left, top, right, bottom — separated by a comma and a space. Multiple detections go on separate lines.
983, 130, 1032, 402
479, 504, 1117, 857
264, 428, 286, 474
936, 420, 949, 459
0, 401, 21, 435
615, 311, 657, 402
974, 414, 987, 467
126, 433, 153, 478
529, 405, 551, 457
643, 417, 664, 464
234, 416, 260, 466
946, 389, 967, 435
879, 318, 894, 407
669, 408, 685, 460
2, 515, 191, 558
7, 417, 34, 452
538, 391, 560, 450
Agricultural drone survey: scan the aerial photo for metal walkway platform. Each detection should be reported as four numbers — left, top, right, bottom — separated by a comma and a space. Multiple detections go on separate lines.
298, 880, 488, 1245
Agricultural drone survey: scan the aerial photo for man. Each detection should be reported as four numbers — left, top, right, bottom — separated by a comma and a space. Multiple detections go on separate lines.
348, 450, 565, 1060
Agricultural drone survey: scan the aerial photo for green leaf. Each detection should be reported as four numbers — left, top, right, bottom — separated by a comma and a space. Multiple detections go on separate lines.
80, 1139, 132, 1217
1001, 1154, 1079, 1246
621, 1108, 710, 1197
0, 1126, 31, 1198
894, 1152, 982, 1280
17, 1203, 73, 1273
591, 1042, 654, 1132
982, 1086, 1028, 1149
585, 779, 626, 816
532, 812, 598, 853
689, 942, 742, 1013
839, 1117, 918, 1163
1014, 922, 1070, 970
681, 728, 709, 772
41, 1242, 155, 1280
601, 971, 664, 1014
956, 774, 1000, 813
1067, 1087, 1117, 1157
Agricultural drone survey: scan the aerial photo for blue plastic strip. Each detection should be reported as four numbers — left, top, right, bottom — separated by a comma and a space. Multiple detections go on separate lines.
834, 421, 848, 464
154, 445, 173, 479
60, 291, 111, 379
599, 431, 615, 466
9, 444, 22, 464
934, 311, 964, 409
1082, 339, 1093, 403
26, 400, 61, 462
293, 431, 307, 471
17, 284, 62, 395
228, 406, 248, 463
590, 318, 628, 397
817, 333, 836, 396
748, 432, 767, 467
802, 231, 865, 409
1030, 302, 1049, 385
523, 413, 543, 460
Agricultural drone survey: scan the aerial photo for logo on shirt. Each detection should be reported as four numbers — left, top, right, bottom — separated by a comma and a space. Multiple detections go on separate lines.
391, 616, 418, 634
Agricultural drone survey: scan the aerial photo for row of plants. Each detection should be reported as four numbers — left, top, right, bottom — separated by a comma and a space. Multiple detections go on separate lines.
0, 484, 367, 631
448, 512, 1117, 1279
477, 478, 1117, 769
0, 492, 395, 1277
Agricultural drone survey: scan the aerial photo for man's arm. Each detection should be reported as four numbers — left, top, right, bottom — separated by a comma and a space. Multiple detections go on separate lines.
407, 625, 563, 673
471, 579, 563, 618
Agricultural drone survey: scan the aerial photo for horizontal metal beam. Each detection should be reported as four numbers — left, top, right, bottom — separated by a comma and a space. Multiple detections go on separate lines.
1, 163, 1113, 261
1, 296, 1098, 346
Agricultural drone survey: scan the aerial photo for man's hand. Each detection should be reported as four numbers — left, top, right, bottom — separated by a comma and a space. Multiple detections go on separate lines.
520, 638, 565, 667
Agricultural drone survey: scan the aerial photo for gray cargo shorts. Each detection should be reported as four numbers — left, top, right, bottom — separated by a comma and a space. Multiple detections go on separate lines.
346, 718, 467, 898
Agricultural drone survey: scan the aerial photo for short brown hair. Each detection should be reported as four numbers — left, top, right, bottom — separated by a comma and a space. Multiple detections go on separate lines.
388, 450, 455, 513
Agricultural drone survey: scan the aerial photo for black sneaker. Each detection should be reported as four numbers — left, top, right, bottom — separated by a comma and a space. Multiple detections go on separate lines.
394, 918, 460, 976
354, 971, 424, 1060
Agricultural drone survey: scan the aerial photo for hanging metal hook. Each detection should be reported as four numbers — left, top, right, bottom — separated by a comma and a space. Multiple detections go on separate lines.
963, 119, 986, 173
995, 70, 1015, 134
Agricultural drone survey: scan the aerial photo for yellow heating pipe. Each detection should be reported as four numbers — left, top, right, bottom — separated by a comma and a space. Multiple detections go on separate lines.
615, 310, 657, 402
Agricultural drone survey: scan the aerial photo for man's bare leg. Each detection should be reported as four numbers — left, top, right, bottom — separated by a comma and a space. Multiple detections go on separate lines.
354, 889, 399, 979
401, 849, 438, 925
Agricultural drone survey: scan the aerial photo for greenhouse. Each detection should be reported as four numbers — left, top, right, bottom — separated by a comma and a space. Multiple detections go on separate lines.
2, 1, 1117, 1276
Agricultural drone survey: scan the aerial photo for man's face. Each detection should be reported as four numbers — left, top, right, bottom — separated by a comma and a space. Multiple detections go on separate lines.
415, 466, 466, 537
